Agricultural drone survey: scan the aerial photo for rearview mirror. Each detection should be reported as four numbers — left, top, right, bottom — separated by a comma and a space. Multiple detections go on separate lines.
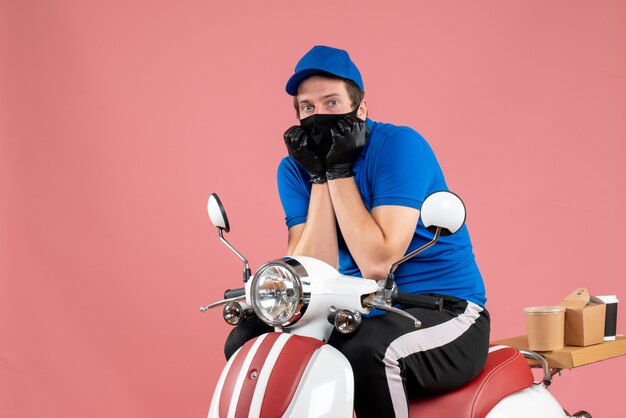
207, 193, 230, 232
384, 191, 467, 295
206, 193, 250, 282
420, 191, 466, 236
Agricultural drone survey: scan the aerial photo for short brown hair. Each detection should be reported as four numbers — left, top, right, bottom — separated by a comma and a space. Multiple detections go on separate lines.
293, 76, 364, 118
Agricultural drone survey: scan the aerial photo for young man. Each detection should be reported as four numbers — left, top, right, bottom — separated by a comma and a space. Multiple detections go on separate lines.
227, 45, 490, 418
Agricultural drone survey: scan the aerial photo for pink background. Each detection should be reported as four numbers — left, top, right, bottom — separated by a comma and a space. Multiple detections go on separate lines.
2, 0, 625, 416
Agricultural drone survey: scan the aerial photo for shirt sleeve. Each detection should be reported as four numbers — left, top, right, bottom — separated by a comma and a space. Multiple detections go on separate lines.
370, 126, 439, 210
277, 157, 311, 229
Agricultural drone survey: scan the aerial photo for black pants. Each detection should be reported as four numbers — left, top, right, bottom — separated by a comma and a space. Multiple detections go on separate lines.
224, 296, 490, 418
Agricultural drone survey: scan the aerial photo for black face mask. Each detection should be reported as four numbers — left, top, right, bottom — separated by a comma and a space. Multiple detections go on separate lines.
300, 108, 360, 159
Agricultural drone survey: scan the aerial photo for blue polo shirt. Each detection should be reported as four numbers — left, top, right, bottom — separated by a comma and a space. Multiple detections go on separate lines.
277, 118, 486, 307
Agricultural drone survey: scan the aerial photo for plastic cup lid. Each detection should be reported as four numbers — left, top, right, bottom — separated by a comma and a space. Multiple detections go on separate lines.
597, 295, 619, 303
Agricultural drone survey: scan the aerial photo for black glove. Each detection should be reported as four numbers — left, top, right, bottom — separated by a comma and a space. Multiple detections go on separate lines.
283, 126, 327, 184
325, 117, 368, 180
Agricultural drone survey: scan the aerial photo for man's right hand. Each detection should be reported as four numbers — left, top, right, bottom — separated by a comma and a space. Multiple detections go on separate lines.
283, 126, 327, 184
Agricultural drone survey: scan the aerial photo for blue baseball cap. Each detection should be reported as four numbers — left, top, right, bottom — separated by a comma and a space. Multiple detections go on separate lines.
285, 45, 364, 96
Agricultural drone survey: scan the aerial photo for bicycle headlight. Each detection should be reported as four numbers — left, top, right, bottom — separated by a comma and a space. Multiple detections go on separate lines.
250, 258, 308, 326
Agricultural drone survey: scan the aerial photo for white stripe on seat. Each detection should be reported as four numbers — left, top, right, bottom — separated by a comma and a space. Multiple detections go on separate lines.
488, 345, 509, 353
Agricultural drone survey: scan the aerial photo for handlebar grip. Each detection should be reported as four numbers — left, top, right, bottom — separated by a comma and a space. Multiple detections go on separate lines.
395, 292, 443, 311
224, 288, 245, 299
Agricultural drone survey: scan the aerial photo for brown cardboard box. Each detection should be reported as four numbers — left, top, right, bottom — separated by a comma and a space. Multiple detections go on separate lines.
559, 288, 606, 346
491, 335, 626, 369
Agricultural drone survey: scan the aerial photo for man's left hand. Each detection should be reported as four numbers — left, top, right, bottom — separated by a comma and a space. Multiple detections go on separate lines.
325, 117, 367, 180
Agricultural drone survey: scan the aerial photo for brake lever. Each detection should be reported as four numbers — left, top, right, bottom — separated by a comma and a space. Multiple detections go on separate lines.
363, 296, 421, 328
200, 294, 246, 312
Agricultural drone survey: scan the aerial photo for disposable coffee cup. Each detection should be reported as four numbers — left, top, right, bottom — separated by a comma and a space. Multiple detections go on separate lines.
523, 306, 566, 351
597, 295, 618, 341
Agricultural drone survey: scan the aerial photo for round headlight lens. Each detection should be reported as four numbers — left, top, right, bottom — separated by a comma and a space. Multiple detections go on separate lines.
251, 262, 302, 326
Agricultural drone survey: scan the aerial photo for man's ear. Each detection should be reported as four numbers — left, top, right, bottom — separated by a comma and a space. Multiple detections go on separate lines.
357, 99, 368, 120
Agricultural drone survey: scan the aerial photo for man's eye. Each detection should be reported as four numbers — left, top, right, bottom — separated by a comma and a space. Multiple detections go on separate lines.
302, 105, 313, 111
328, 100, 338, 106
